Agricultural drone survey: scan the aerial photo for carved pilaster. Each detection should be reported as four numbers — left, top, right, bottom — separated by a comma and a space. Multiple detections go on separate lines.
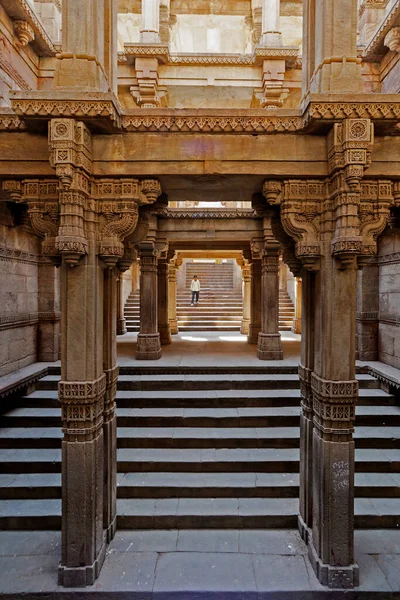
136, 241, 162, 360
49, 119, 92, 266
327, 119, 376, 268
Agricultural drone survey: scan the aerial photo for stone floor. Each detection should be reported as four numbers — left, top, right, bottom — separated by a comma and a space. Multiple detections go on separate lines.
1, 332, 400, 597
1, 529, 400, 597
117, 330, 302, 367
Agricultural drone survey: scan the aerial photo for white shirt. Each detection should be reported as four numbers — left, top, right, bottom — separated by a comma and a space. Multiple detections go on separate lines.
191, 279, 201, 291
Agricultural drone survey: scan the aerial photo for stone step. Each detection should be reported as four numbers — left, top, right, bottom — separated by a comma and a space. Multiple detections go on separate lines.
178, 326, 242, 331
2, 425, 399, 451
35, 373, 380, 392
8, 387, 394, 412
2, 472, 400, 501
2, 448, 400, 475
1, 496, 399, 530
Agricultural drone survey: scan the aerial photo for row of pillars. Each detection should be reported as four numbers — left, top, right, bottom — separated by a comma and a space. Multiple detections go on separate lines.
140, 0, 283, 47
119, 247, 302, 360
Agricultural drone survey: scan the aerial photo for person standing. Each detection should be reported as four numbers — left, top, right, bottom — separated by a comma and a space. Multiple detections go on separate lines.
190, 275, 200, 305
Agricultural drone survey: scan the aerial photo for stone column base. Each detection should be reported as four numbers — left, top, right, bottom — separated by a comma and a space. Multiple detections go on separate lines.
291, 318, 302, 334
117, 318, 127, 336
159, 324, 172, 345
136, 333, 162, 360
257, 333, 283, 360
169, 319, 179, 335
58, 537, 106, 587
248, 325, 261, 344
308, 539, 359, 589
240, 319, 250, 335
298, 514, 310, 544
106, 514, 117, 544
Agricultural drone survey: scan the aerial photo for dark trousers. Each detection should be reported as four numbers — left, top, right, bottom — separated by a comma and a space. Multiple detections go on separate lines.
191, 291, 199, 303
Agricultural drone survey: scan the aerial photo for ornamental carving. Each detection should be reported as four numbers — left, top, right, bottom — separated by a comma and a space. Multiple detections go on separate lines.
3, 179, 61, 264
94, 178, 162, 267
13, 20, 35, 46
266, 179, 324, 270
59, 374, 106, 441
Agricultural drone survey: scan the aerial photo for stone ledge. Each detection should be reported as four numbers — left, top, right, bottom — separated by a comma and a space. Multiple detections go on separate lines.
358, 359, 400, 391
0, 360, 59, 400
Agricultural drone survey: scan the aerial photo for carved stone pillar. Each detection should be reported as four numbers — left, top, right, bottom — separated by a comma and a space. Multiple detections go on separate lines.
158, 257, 172, 345
58, 228, 106, 588
116, 274, 127, 336
248, 258, 262, 344
303, 0, 362, 94
241, 264, 251, 335
260, 0, 282, 46
168, 262, 179, 335
136, 242, 162, 360
54, 0, 109, 91
257, 251, 283, 359
279, 259, 288, 290
308, 254, 359, 589
292, 276, 302, 334
140, 0, 160, 43
103, 267, 118, 543
298, 270, 315, 544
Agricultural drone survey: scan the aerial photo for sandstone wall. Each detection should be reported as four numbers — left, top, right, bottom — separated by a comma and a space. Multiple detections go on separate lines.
378, 228, 400, 369
0, 202, 60, 376
0, 203, 39, 376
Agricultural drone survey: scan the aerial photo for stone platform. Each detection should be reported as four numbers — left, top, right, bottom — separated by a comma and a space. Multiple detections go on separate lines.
117, 330, 302, 367
0, 529, 400, 597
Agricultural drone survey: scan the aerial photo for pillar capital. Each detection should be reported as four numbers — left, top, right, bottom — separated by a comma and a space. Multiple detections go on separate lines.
278, 179, 324, 270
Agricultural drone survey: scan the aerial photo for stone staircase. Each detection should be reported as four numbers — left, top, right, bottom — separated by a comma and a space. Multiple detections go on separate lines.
0, 367, 400, 530
124, 289, 140, 332
177, 262, 241, 332
279, 291, 295, 332
123, 263, 296, 333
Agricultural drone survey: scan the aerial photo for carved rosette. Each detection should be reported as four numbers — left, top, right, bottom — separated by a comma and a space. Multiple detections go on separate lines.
311, 373, 358, 440
59, 374, 107, 442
